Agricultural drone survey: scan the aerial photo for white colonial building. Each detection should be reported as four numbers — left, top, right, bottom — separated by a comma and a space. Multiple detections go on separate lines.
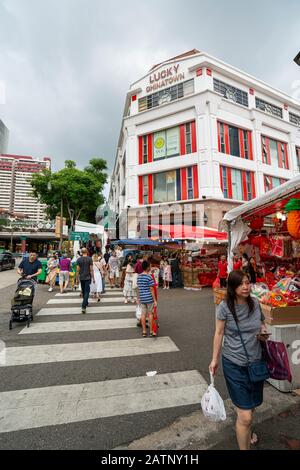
109, 49, 300, 237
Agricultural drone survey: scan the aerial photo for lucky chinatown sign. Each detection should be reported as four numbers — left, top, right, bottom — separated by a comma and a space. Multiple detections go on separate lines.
146, 64, 185, 93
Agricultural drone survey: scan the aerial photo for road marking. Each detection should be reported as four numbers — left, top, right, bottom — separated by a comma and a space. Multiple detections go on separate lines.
47, 298, 124, 304
37, 305, 136, 316
1, 337, 179, 366
0, 370, 207, 433
19, 318, 137, 334
54, 292, 123, 297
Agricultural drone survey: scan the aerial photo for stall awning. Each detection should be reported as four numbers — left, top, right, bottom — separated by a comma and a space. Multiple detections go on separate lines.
148, 224, 228, 241
223, 174, 300, 223
111, 238, 167, 246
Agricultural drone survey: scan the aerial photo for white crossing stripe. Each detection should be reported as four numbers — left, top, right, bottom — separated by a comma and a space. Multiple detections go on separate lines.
0, 370, 207, 433
1, 337, 179, 366
55, 292, 123, 297
19, 318, 137, 334
47, 298, 124, 304
37, 305, 136, 316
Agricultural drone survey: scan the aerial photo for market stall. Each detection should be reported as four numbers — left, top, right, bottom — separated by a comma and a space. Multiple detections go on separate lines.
222, 174, 300, 391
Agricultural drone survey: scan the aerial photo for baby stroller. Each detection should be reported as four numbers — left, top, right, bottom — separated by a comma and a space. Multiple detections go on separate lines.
9, 277, 35, 330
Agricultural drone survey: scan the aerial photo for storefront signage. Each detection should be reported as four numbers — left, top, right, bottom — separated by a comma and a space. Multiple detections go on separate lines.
146, 64, 185, 93
69, 231, 90, 241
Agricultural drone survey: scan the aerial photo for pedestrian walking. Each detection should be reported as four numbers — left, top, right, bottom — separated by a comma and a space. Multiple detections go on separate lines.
217, 254, 228, 288
137, 260, 158, 337
90, 254, 103, 302
98, 253, 107, 293
108, 251, 120, 288
248, 257, 258, 284
163, 260, 172, 289
233, 255, 242, 271
58, 253, 72, 294
47, 253, 58, 292
17, 251, 42, 285
123, 256, 137, 304
209, 270, 270, 450
76, 248, 95, 314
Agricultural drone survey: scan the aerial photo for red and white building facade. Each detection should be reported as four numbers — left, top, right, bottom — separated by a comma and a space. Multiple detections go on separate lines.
109, 49, 300, 236
0, 154, 51, 223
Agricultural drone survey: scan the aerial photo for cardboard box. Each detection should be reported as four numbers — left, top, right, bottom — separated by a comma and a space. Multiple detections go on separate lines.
260, 303, 300, 325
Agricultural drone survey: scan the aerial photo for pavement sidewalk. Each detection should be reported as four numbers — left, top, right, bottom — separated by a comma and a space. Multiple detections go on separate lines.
122, 384, 300, 450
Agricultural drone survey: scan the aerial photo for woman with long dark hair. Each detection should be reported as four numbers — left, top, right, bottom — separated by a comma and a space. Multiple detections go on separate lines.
209, 270, 270, 450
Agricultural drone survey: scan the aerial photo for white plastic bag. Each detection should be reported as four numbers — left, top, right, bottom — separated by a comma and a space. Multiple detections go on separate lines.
136, 304, 142, 321
201, 372, 226, 422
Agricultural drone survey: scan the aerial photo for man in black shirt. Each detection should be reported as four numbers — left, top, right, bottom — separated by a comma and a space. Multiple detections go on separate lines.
76, 248, 95, 314
18, 252, 42, 282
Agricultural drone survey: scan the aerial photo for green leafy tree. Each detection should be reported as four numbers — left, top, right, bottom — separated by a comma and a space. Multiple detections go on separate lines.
31, 159, 107, 229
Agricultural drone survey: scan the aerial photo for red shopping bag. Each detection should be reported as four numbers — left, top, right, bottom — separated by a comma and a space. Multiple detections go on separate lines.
212, 277, 221, 289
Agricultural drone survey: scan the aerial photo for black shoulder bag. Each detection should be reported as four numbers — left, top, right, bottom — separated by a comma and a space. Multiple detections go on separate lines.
233, 317, 270, 383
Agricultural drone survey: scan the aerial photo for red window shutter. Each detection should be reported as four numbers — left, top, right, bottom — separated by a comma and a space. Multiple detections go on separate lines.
217, 122, 221, 152
277, 141, 283, 168
138, 136, 143, 165
191, 121, 197, 153
239, 129, 245, 158
264, 176, 267, 192
219, 165, 224, 192
181, 168, 187, 200
250, 172, 256, 199
242, 171, 248, 201
266, 137, 271, 165
148, 174, 153, 204
224, 124, 230, 155
192, 165, 199, 199
148, 134, 153, 163
227, 167, 233, 199
247, 131, 253, 160
138, 176, 143, 204
180, 125, 186, 155
284, 143, 289, 169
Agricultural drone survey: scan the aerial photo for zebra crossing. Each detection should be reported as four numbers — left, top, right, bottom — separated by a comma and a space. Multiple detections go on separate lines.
0, 286, 207, 444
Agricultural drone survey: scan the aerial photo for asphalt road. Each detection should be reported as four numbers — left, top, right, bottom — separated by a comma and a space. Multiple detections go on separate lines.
0, 272, 227, 450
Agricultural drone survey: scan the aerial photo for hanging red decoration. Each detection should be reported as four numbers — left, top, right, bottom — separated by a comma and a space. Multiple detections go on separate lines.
249, 217, 264, 230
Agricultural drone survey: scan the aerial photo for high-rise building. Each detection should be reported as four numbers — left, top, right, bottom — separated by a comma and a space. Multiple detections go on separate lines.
109, 49, 300, 236
0, 154, 51, 222
0, 120, 9, 154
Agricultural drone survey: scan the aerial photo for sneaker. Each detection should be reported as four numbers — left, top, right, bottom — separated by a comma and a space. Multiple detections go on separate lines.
48, 288, 53, 292
81, 308, 86, 314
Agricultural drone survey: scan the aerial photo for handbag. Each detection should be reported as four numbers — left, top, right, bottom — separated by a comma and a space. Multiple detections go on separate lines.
233, 317, 270, 383
261, 340, 292, 382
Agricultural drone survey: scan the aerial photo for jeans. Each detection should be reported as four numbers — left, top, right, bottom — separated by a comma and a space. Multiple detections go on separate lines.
80, 279, 91, 309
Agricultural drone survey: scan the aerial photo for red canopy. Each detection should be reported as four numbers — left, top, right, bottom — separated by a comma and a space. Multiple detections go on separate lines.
148, 224, 228, 241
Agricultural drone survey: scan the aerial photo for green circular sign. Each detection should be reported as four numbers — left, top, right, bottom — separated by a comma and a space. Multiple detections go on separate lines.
154, 137, 165, 149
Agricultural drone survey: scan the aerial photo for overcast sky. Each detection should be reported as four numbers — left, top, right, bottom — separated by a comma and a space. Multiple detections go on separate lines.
0, 0, 300, 197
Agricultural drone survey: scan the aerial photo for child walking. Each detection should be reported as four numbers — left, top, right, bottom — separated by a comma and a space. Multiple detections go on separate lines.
163, 260, 172, 289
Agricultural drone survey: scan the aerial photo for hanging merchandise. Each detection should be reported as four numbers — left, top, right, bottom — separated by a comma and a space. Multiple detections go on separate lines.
249, 217, 264, 230
292, 240, 300, 258
285, 198, 300, 239
259, 236, 271, 256
269, 235, 293, 258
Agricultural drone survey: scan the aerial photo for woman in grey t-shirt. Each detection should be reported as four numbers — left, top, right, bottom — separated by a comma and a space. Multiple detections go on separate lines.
209, 270, 270, 450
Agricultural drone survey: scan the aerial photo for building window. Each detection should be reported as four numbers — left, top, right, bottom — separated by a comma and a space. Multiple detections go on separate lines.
138, 79, 194, 112
297, 147, 300, 172
228, 125, 240, 157
243, 130, 249, 159
222, 166, 228, 198
231, 168, 243, 200
213, 78, 248, 107
153, 127, 180, 160
246, 171, 252, 200
142, 136, 148, 164
289, 112, 300, 126
187, 167, 193, 199
256, 97, 283, 119
261, 135, 289, 169
264, 175, 287, 192
153, 170, 176, 203
143, 175, 148, 204
219, 123, 225, 153
185, 123, 192, 154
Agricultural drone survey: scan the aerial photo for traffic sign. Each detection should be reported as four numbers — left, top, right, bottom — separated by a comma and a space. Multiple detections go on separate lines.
69, 231, 90, 241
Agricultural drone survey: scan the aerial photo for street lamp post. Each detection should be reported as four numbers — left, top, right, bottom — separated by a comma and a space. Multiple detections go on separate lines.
59, 196, 63, 251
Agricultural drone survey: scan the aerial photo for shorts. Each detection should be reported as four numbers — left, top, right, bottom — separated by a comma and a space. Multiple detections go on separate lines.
109, 268, 120, 279
222, 355, 264, 410
59, 271, 70, 284
141, 303, 154, 316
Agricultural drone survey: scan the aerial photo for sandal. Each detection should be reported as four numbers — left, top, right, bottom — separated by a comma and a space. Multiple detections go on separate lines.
250, 432, 259, 446
142, 331, 147, 337
150, 332, 157, 337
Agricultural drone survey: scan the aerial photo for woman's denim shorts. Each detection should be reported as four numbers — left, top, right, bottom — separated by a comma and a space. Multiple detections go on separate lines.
222, 355, 264, 410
